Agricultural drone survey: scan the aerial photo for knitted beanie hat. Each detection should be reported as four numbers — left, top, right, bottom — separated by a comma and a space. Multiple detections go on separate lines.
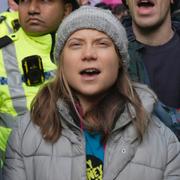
54, 6, 129, 69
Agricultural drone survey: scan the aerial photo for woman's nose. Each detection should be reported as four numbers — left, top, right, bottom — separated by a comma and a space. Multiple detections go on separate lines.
82, 45, 97, 61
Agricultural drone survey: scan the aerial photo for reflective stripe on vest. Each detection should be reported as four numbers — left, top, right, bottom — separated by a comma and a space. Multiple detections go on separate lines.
4, 18, 13, 34
0, 15, 13, 35
2, 43, 28, 115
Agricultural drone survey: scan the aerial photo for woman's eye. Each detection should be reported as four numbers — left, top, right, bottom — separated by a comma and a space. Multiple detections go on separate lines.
100, 42, 107, 45
98, 41, 110, 47
69, 42, 81, 48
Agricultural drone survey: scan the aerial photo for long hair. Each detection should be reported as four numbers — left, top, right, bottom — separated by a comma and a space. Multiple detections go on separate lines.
31, 52, 148, 143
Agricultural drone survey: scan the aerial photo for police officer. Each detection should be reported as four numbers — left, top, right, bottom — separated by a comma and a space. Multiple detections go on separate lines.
0, 0, 79, 168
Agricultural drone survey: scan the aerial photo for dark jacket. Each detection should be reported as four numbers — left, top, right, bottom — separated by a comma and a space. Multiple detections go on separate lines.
122, 16, 180, 140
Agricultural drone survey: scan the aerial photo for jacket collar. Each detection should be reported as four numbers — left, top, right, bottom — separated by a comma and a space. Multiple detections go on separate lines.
56, 83, 157, 133
57, 99, 133, 132
13, 28, 54, 56
57, 100, 81, 130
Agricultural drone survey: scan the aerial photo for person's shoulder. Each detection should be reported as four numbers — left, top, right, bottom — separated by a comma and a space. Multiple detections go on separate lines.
133, 83, 180, 145
149, 115, 180, 146
6, 112, 32, 151
141, 115, 180, 171
0, 11, 18, 19
15, 112, 43, 155
0, 11, 10, 21
0, 35, 13, 48
133, 82, 157, 113
0, 29, 22, 48
15, 111, 32, 133
133, 83, 179, 143
0, 28, 26, 49
133, 82, 157, 97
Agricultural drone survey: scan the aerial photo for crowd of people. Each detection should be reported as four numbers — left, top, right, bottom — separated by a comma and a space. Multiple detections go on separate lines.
0, 0, 180, 180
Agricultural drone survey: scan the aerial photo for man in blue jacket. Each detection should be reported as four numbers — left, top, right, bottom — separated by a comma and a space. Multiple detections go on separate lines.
122, 0, 180, 140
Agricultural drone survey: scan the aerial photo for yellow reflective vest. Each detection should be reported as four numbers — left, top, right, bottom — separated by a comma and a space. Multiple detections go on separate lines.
0, 11, 20, 38
0, 28, 56, 127
0, 126, 11, 168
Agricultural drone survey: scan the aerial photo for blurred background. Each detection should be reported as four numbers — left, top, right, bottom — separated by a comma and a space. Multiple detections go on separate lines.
0, 0, 8, 13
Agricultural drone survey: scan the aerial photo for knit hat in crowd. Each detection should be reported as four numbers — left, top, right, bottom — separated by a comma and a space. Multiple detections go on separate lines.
54, 6, 129, 69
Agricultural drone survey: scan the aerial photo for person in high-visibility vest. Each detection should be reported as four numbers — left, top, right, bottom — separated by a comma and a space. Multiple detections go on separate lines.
0, 0, 79, 169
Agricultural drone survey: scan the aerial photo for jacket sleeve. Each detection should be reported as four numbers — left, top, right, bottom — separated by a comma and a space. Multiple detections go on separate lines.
163, 128, 180, 180
2, 117, 27, 180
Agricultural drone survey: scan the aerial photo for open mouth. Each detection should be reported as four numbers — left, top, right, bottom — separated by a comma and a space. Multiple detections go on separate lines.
80, 68, 100, 76
137, 0, 155, 7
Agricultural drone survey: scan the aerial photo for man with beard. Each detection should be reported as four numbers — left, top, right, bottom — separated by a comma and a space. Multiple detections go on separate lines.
122, 0, 180, 140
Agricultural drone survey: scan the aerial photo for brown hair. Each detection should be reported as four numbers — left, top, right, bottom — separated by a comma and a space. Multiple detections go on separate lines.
31, 52, 148, 143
